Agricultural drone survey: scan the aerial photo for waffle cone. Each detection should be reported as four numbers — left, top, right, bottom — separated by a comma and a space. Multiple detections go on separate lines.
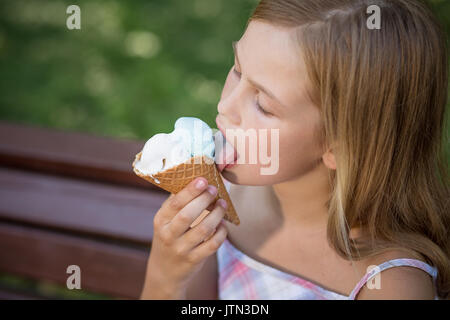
132, 152, 240, 225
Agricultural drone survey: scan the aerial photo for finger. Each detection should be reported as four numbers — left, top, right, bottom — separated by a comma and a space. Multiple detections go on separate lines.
166, 185, 218, 238
158, 177, 208, 225
179, 199, 226, 250
188, 222, 228, 263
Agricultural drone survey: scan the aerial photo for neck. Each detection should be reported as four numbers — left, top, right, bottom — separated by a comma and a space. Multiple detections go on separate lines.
271, 161, 332, 232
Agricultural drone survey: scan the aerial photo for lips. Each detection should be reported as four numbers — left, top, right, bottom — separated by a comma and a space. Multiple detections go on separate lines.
215, 118, 238, 172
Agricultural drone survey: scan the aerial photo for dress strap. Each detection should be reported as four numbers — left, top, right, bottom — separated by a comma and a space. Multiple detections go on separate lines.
349, 258, 438, 300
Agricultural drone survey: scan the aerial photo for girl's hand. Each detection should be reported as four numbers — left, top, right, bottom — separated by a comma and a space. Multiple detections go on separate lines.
140, 177, 228, 299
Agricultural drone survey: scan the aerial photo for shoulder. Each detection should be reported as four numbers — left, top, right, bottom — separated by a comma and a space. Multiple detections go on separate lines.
356, 250, 436, 300
356, 265, 435, 299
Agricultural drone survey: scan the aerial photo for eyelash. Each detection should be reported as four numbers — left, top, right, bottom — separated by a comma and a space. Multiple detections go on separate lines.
232, 67, 272, 116
255, 96, 271, 115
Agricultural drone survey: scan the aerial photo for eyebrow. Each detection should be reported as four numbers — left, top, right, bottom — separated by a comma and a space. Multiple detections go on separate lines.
232, 41, 287, 110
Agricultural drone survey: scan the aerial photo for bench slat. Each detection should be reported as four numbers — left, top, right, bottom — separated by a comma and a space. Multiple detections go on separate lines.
0, 222, 149, 299
0, 121, 160, 190
0, 122, 174, 298
0, 167, 166, 245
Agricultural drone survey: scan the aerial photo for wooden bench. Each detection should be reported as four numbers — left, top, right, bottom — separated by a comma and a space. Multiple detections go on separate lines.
0, 121, 169, 299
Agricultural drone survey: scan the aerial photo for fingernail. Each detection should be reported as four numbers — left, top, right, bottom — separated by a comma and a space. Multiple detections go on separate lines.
195, 179, 206, 189
207, 185, 217, 196
218, 199, 227, 209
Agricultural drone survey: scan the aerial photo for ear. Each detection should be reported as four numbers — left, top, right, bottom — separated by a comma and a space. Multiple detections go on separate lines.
322, 148, 336, 170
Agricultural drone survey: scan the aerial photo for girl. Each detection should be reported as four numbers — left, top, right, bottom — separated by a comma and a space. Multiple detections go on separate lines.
141, 0, 450, 299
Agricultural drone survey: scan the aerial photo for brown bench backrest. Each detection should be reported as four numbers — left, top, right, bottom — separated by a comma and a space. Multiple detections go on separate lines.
0, 122, 168, 299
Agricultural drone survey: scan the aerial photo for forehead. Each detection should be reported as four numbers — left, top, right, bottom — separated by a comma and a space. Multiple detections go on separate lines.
238, 21, 309, 110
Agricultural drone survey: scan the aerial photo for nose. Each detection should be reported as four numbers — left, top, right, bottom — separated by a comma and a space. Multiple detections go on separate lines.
217, 99, 241, 126
217, 80, 243, 126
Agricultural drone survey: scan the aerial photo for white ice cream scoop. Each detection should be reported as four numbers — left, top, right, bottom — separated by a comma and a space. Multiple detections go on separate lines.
134, 117, 216, 178
134, 132, 192, 175
132, 117, 241, 225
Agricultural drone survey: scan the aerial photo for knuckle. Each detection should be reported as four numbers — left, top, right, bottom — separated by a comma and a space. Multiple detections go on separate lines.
208, 209, 224, 224
176, 211, 191, 225
174, 244, 186, 257
188, 183, 200, 196
162, 194, 174, 207
201, 189, 216, 203
213, 204, 226, 217
168, 196, 182, 211
208, 191, 218, 202
153, 214, 163, 229
186, 252, 199, 264
162, 195, 171, 206
197, 224, 212, 238
208, 237, 222, 251
208, 226, 226, 251
159, 229, 174, 245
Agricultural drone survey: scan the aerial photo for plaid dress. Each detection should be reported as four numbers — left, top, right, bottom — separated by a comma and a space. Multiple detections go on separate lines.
217, 238, 440, 300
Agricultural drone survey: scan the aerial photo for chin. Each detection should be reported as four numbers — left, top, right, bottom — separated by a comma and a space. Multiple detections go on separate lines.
220, 163, 284, 186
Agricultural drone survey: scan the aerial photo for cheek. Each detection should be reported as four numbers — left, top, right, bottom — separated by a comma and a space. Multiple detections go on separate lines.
221, 127, 281, 185
223, 122, 324, 185
279, 123, 324, 169
282, 104, 325, 154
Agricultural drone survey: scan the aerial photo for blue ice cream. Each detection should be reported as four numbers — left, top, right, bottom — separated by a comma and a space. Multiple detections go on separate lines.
173, 117, 215, 159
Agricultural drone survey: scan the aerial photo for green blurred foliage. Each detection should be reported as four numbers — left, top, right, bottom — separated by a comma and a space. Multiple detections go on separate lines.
0, 0, 448, 141
0, 272, 110, 299
0, 0, 258, 139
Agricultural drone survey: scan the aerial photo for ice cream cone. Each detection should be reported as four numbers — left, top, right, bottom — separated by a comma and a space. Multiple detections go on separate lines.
132, 152, 240, 225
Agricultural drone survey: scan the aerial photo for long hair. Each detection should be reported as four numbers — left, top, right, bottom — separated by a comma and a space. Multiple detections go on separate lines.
250, 0, 450, 298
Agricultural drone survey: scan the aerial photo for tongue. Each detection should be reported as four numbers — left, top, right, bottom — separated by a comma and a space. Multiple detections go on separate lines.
214, 131, 236, 172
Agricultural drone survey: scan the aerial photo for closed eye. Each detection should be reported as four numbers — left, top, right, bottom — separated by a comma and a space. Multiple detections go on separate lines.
234, 67, 273, 116
255, 96, 273, 116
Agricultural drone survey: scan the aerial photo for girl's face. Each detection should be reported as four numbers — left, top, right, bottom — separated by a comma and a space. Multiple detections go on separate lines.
216, 20, 327, 185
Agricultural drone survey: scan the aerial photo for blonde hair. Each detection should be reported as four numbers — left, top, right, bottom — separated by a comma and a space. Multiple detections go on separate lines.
250, 0, 450, 298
